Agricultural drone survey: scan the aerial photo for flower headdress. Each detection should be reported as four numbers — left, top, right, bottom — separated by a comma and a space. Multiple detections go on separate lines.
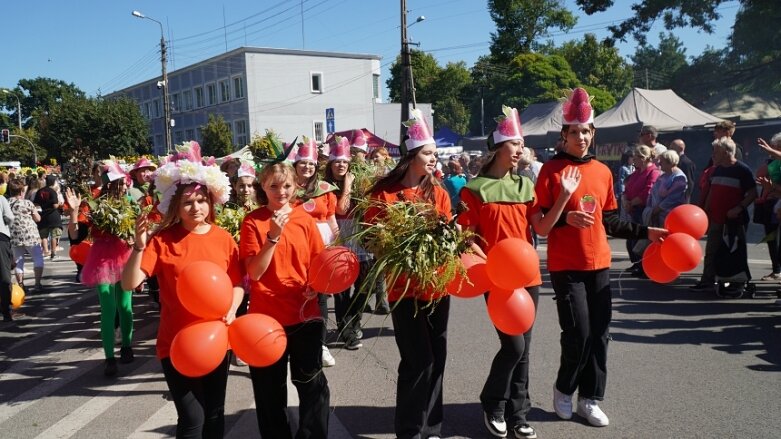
326, 136, 351, 161
491, 105, 523, 148
101, 159, 132, 187
285, 136, 319, 163
402, 108, 435, 154
351, 129, 368, 153
561, 87, 594, 125
154, 140, 231, 215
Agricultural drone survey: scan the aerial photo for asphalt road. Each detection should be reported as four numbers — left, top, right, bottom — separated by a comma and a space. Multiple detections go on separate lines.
1, 228, 779, 438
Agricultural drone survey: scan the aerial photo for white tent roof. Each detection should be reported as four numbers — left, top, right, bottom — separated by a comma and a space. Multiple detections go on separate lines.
594, 88, 723, 142
519, 101, 562, 148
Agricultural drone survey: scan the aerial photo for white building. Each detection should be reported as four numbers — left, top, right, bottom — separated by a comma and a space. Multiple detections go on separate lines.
111, 46, 382, 156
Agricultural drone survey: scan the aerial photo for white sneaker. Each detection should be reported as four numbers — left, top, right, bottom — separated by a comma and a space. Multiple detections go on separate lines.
553, 386, 573, 420
576, 397, 609, 427
321, 345, 335, 367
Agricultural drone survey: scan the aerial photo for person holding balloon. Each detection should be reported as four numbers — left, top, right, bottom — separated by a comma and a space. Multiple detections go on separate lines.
458, 105, 581, 439
240, 161, 331, 439
364, 109, 451, 439
121, 141, 244, 439
535, 88, 667, 428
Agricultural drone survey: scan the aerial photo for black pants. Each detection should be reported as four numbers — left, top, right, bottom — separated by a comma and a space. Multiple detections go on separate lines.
391, 297, 450, 439
317, 295, 328, 343
160, 354, 230, 439
550, 269, 611, 401
0, 238, 13, 320
249, 320, 330, 439
764, 223, 781, 274
480, 286, 540, 426
333, 285, 361, 338
625, 206, 644, 264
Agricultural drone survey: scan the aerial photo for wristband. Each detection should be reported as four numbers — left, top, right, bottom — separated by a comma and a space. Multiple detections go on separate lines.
266, 232, 280, 244
133, 245, 145, 252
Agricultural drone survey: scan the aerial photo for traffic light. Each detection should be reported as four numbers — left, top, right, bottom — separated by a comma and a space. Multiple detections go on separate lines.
1, 129, 9, 144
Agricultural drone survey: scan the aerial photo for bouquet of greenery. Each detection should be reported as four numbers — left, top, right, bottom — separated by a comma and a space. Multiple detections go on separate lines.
86, 195, 140, 243
349, 158, 382, 197
348, 198, 474, 310
215, 204, 248, 243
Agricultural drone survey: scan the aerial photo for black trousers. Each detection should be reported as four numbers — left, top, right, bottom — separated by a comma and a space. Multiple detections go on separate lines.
333, 285, 361, 337
317, 295, 328, 343
550, 269, 611, 401
0, 238, 14, 320
764, 223, 781, 274
480, 286, 540, 426
160, 354, 230, 439
249, 320, 330, 439
390, 297, 450, 439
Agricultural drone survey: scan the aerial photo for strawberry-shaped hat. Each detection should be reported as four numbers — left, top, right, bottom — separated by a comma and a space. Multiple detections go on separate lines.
561, 87, 594, 125
351, 129, 368, 153
237, 160, 256, 179
492, 105, 523, 146
325, 136, 351, 161
286, 136, 319, 163
402, 108, 435, 153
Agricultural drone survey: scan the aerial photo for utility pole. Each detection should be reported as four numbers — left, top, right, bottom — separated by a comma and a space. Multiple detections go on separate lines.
400, 0, 409, 145
161, 33, 173, 155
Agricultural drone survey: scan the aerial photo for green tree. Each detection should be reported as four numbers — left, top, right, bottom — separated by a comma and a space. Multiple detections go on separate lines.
2, 77, 86, 130
488, 0, 577, 64
200, 114, 234, 157
630, 32, 688, 89
548, 33, 632, 101
673, 48, 729, 105
386, 50, 441, 103
38, 95, 149, 160
727, 0, 781, 92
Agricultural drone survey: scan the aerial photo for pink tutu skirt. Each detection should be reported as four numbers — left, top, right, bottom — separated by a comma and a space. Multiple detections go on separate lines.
81, 234, 132, 287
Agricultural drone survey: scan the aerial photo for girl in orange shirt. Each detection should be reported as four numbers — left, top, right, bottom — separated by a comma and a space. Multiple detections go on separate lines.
240, 162, 330, 439
122, 142, 244, 438
366, 109, 451, 439
457, 105, 580, 439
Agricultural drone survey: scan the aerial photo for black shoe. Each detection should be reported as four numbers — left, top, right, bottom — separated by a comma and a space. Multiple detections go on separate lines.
374, 302, 390, 315
343, 336, 362, 350
483, 411, 507, 437
2, 314, 13, 323
689, 282, 714, 291
513, 423, 537, 439
104, 358, 118, 377
716, 284, 744, 299
120, 346, 134, 364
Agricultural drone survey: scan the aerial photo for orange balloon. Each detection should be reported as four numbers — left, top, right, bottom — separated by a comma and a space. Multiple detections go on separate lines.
69, 241, 92, 265
486, 238, 539, 290
446, 253, 492, 298
642, 242, 679, 284
661, 233, 703, 272
664, 204, 708, 239
228, 314, 287, 367
11, 284, 25, 309
487, 288, 536, 335
177, 261, 234, 320
170, 320, 229, 377
309, 246, 360, 294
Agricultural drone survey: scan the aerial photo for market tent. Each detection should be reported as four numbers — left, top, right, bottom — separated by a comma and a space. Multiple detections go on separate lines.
434, 126, 462, 147
520, 101, 562, 148
325, 128, 401, 157
700, 91, 781, 122
594, 88, 723, 143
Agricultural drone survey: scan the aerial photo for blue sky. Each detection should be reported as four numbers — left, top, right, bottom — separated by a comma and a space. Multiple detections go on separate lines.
3, 0, 739, 100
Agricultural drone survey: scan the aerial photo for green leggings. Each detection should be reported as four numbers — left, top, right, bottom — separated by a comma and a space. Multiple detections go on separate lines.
96, 282, 133, 359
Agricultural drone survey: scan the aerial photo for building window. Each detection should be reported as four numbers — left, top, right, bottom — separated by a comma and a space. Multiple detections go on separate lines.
185, 128, 195, 141
171, 93, 181, 113
311, 72, 323, 93
372, 74, 380, 100
313, 121, 325, 143
182, 90, 193, 111
219, 79, 231, 102
194, 86, 204, 108
155, 134, 163, 148
233, 76, 245, 99
152, 99, 160, 118
196, 127, 203, 141
141, 103, 149, 118
206, 83, 217, 106
235, 120, 248, 146
174, 130, 184, 144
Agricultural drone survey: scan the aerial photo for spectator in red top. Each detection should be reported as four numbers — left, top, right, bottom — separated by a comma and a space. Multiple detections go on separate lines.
621, 145, 660, 274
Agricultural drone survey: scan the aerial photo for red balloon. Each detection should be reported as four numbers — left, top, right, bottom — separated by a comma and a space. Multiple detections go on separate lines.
170, 320, 229, 377
665, 204, 708, 239
486, 238, 539, 290
446, 253, 492, 298
69, 241, 92, 265
642, 242, 679, 284
487, 288, 536, 335
309, 246, 360, 294
661, 233, 703, 272
228, 314, 287, 367
177, 261, 234, 319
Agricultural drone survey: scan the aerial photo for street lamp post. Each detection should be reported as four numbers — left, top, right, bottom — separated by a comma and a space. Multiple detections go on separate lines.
399, 1, 425, 145
2, 89, 22, 130
132, 10, 172, 155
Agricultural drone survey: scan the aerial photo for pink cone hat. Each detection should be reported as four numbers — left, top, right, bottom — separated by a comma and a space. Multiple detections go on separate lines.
561, 88, 594, 125
287, 136, 319, 163
351, 129, 368, 152
237, 160, 256, 179
402, 108, 435, 151
327, 136, 351, 161
492, 105, 523, 144
103, 160, 132, 186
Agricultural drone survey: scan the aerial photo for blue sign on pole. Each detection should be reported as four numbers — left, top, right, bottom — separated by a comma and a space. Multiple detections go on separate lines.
325, 107, 335, 134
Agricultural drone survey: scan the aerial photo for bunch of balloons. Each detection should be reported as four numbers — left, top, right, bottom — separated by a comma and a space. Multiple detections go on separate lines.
447, 238, 538, 335
642, 204, 708, 284
308, 246, 360, 294
169, 261, 287, 377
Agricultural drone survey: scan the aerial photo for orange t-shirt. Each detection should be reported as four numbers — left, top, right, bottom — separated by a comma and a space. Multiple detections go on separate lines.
239, 207, 325, 326
366, 183, 452, 302
296, 192, 336, 222
535, 156, 617, 272
140, 224, 243, 359
457, 186, 542, 287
